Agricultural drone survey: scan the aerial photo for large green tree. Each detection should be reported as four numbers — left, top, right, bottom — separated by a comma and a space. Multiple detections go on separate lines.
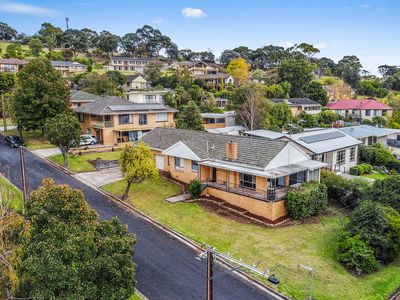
269, 102, 292, 128
176, 100, 205, 131
11, 58, 69, 134
303, 81, 328, 106
333, 55, 362, 88
120, 142, 159, 200
95, 31, 119, 56
278, 59, 313, 97
60, 29, 89, 57
28, 37, 43, 57
0, 22, 17, 40
0, 72, 16, 130
44, 112, 82, 166
80, 72, 123, 96
17, 179, 136, 299
37, 22, 63, 50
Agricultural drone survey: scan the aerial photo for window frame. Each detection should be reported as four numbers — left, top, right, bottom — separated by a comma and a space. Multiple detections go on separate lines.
155, 112, 168, 122
139, 113, 148, 125
349, 147, 356, 162
336, 149, 346, 165
191, 161, 199, 173
118, 114, 133, 125
239, 173, 256, 189
174, 157, 184, 170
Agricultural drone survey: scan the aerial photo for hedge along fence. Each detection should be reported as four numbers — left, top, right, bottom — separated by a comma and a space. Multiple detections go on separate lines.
349, 163, 373, 176
286, 181, 328, 220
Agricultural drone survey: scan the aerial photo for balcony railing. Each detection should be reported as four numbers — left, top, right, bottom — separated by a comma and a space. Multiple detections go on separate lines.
202, 179, 290, 202
91, 120, 114, 128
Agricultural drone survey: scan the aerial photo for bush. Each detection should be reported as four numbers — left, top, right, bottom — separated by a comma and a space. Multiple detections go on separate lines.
350, 164, 373, 175
187, 179, 204, 198
358, 144, 395, 166
286, 181, 328, 220
365, 175, 400, 213
337, 231, 378, 275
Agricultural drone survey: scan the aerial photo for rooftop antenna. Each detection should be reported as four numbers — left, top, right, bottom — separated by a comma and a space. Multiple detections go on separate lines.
65, 17, 70, 30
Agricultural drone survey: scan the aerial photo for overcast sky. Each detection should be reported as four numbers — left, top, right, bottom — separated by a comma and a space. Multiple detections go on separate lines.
1, 0, 399, 74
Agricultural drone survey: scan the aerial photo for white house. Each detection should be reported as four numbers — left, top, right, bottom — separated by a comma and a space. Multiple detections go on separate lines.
124, 90, 170, 104
327, 99, 393, 121
124, 74, 151, 91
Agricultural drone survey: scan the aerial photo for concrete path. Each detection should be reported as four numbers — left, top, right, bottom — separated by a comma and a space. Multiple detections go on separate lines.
165, 193, 191, 203
340, 172, 375, 182
73, 167, 123, 187
32, 147, 61, 158
0, 125, 16, 132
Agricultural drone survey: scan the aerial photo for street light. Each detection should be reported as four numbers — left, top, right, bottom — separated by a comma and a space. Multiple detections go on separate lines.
298, 264, 314, 300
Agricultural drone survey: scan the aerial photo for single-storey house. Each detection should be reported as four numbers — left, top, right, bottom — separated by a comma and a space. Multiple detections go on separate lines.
170, 61, 221, 75
327, 99, 393, 121
270, 98, 322, 116
124, 74, 151, 91
51, 61, 86, 77
74, 96, 177, 145
201, 111, 237, 130
0, 58, 27, 72
70, 90, 102, 108
338, 125, 400, 147
140, 128, 327, 222
194, 73, 234, 90
245, 128, 362, 173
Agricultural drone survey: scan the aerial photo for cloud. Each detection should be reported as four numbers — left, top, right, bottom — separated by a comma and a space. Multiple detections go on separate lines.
153, 17, 164, 24
0, 1, 58, 15
360, 4, 370, 9
279, 41, 294, 48
182, 7, 207, 18
315, 42, 328, 49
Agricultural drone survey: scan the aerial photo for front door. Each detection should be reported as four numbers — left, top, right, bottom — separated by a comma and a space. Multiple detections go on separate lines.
95, 130, 102, 142
155, 155, 164, 170
211, 167, 217, 182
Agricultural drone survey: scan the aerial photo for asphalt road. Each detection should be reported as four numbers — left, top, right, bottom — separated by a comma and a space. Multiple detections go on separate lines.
0, 141, 278, 300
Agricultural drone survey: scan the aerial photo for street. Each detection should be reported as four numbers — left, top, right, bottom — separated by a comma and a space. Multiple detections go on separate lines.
0, 141, 278, 300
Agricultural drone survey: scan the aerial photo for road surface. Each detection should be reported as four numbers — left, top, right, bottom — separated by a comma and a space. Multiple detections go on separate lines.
0, 140, 279, 300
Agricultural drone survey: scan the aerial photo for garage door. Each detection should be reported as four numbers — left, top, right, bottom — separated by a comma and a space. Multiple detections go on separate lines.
155, 155, 164, 170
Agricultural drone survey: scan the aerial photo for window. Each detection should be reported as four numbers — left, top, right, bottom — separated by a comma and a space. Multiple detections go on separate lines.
216, 118, 225, 124
174, 157, 184, 170
139, 114, 148, 125
118, 114, 133, 124
367, 136, 377, 145
336, 149, 346, 165
155, 113, 168, 122
78, 113, 84, 123
365, 110, 371, 116
145, 95, 157, 103
240, 173, 256, 189
382, 110, 387, 116
191, 161, 198, 172
350, 147, 356, 162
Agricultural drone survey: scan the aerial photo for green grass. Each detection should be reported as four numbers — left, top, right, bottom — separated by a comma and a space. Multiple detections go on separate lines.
0, 175, 23, 212
127, 293, 143, 300
2, 128, 54, 150
362, 172, 389, 180
102, 178, 400, 300
49, 150, 121, 172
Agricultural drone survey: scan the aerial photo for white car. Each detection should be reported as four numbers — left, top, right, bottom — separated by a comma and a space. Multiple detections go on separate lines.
79, 134, 97, 146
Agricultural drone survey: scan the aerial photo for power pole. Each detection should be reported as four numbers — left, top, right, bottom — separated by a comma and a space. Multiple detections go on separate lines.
206, 248, 214, 300
65, 17, 70, 30
1, 94, 6, 132
19, 146, 27, 204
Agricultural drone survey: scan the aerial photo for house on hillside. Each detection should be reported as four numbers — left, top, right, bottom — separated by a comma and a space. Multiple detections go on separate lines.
74, 96, 177, 145
201, 112, 237, 130
124, 89, 170, 104
170, 61, 220, 75
338, 125, 400, 148
194, 73, 234, 90
108, 57, 167, 73
51, 61, 86, 77
70, 90, 102, 108
245, 128, 362, 173
215, 98, 229, 109
124, 74, 151, 91
0, 58, 27, 72
270, 98, 322, 116
327, 99, 393, 122
140, 128, 327, 222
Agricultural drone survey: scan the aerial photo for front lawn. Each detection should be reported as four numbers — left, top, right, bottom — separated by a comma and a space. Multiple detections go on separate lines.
2, 129, 54, 150
0, 175, 23, 212
49, 150, 121, 172
362, 172, 389, 180
102, 177, 400, 300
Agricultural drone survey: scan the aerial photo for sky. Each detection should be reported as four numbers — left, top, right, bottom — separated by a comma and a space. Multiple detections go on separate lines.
1, 0, 399, 74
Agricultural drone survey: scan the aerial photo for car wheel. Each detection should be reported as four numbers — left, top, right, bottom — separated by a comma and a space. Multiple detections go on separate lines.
90, 141, 95, 145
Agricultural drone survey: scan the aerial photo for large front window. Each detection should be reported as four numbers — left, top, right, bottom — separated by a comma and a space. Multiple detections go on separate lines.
139, 114, 148, 125
174, 157, 184, 170
336, 149, 346, 165
118, 114, 133, 124
156, 113, 168, 122
145, 95, 157, 103
240, 173, 256, 189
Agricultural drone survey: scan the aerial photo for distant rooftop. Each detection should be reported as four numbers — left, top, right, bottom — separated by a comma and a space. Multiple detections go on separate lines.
327, 99, 393, 110
338, 125, 400, 139
270, 98, 321, 106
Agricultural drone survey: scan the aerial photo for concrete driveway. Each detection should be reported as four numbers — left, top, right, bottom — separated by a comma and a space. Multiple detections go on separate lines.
32, 147, 61, 158
73, 167, 123, 187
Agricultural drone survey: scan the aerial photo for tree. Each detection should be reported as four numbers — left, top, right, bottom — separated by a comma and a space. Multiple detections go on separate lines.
219, 50, 240, 67
266, 82, 291, 99
121, 32, 140, 56
236, 85, 267, 130
378, 65, 399, 78
105, 70, 127, 86
119, 143, 159, 200
318, 110, 340, 125
270, 102, 292, 128
37, 22, 63, 50
251, 45, 287, 69
28, 37, 43, 57
0, 22, 17, 40
95, 31, 119, 56
365, 176, 400, 213
176, 101, 204, 131
60, 29, 89, 57
17, 179, 136, 299
171, 68, 193, 89
303, 81, 328, 106
334, 55, 362, 88
144, 62, 162, 85
81, 28, 98, 51
296, 43, 320, 58
11, 58, 69, 134
226, 58, 250, 84
80, 73, 123, 96
44, 112, 81, 166
278, 60, 313, 97
3, 42, 25, 59
0, 72, 16, 131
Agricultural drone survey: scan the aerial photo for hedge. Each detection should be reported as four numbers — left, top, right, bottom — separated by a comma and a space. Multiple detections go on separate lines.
349, 163, 373, 176
286, 181, 328, 220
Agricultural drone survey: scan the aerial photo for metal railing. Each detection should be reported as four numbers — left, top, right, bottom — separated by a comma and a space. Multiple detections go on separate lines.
91, 120, 114, 128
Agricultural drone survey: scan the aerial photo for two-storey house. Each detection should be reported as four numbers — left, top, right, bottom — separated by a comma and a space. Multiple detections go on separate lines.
270, 98, 322, 116
327, 99, 393, 121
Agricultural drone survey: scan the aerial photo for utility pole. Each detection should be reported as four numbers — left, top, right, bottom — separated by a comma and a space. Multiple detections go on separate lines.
65, 17, 70, 30
19, 146, 27, 204
206, 248, 214, 300
1, 94, 6, 132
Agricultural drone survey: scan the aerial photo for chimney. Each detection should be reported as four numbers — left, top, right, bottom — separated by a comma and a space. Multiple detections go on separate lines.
226, 141, 238, 160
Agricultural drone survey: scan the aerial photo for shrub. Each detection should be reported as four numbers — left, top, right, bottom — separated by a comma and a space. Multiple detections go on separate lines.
351, 163, 373, 175
286, 182, 328, 220
358, 144, 396, 166
337, 231, 378, 275
187, 179, 204, 198
365, 175, 400, 213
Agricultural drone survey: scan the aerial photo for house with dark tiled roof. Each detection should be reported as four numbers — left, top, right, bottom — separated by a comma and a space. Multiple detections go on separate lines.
270, 98, 322, 116
51, 61, 86, 76
0, 58, 27, 72
70, 90, 102, 108
74, 96, 177, 145
139, 128, 327, 222
327, 99, 393, 121
124, 74, 151, 90
108, 56, 167, 73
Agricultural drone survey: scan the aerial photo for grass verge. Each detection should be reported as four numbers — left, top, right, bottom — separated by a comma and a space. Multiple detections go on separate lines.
362, 172, 389, 180
49, 150, 121, 172
0, 175, 23, 212
102, 177, 400, 300
2, 129, 54, 150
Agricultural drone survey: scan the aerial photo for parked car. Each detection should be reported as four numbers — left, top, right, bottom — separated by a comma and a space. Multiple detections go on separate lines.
3, 135, 24, 148
79, 134, 97, 146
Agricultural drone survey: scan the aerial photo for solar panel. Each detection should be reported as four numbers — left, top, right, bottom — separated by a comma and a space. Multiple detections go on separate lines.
299, 131, 346, 144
